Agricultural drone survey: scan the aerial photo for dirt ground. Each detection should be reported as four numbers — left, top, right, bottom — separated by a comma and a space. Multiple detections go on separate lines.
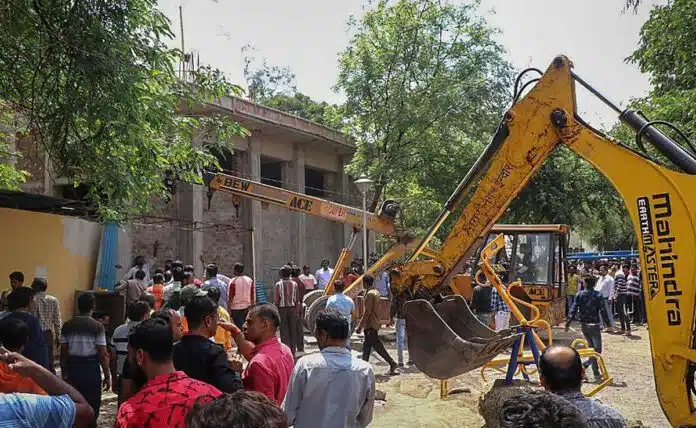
97, 324, 669, 427
369, 324, 668, 428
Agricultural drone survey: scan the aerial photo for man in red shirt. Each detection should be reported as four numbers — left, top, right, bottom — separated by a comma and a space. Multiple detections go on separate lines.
116, 318, 221, 427
223, 303, 294, 404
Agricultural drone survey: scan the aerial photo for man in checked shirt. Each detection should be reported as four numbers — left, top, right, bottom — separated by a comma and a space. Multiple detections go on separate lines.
490, 285, 511, 331
31, 278, 62, 375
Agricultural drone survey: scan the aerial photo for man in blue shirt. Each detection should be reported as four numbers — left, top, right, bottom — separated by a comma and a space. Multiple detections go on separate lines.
201, 264, 229, 311
282, 309, 375, 428
565, 276, 611, 380
325, 280, 355, 348
0, 349, 94, 427
374, 271, 390, 298
539, 346, 626, 427
1, 286, 49, 370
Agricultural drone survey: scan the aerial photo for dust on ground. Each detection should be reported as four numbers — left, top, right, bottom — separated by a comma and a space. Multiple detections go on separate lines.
97, 324, 668, 427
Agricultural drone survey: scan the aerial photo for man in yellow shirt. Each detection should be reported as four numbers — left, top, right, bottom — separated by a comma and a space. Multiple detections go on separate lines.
201, 287, 232, 351
567, 265, 582, 313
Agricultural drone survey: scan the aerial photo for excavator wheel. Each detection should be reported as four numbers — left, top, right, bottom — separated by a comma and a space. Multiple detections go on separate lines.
306, 294, 331, 333
303, 289, 326, 329
404, 295, 521, 380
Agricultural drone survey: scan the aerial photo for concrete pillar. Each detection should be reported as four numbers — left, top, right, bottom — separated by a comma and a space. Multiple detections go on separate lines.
290, 144, 307, 264
177, 137, 204, 270
247, 135, 263, 285
236, 151, 253, 275
337, 156, 354, 257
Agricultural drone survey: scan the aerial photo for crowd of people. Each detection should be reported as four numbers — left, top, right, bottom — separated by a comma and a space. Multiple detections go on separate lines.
0, 254, 391, 428
0, 252, 637, 427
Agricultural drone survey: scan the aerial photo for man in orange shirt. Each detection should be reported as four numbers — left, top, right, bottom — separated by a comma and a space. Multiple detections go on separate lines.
0, 317, 45, 394
146, 273, 165, 311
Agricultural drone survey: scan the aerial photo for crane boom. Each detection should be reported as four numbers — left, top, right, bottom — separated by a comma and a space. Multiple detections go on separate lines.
203, 171, 405, 238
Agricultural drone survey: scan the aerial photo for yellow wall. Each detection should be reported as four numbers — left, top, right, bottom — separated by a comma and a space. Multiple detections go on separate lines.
0, 208, 102, 319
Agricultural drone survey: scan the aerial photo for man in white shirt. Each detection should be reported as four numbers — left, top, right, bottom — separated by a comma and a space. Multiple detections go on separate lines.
315, 259, 334, 290
298, 265, 317, 292
595, 264, 615, 329
122, 241, 159, 283
283, 309, 375, 428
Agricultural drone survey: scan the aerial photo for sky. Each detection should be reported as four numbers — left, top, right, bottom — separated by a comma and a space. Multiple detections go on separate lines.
157, 0, 659, 128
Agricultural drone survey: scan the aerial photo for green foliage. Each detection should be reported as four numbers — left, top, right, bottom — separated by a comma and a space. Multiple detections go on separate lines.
503, 145, 636, 251
0, 109, 29, 189
336, 0, 513, 220
626, 0, 696, 150
0, 0, 248, 221
262, 93, 346, 129
242, 47, 345, 128
242, 45, 297, 102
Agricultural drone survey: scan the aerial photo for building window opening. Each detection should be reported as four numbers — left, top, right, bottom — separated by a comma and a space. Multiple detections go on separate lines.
212, 148, 236, 173
305, 167, 325, 197
261, 159, 282, 188
60, 183, 90, 201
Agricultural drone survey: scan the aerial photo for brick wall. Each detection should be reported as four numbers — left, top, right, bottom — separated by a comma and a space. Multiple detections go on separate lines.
305, 216, 340, 271
202, 185, 245, 275
260, 204, 292, 286
128, 198, 180, 271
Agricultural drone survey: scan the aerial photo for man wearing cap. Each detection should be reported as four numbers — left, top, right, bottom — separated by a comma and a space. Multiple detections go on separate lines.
177, 285, 207, 333
173, 295, 242, 394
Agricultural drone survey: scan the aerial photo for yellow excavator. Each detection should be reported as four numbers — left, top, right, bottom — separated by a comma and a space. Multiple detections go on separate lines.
392, 55, 696, 427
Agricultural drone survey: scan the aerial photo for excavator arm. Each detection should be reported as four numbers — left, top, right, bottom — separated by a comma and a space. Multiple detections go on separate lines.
397, 55, 696, 426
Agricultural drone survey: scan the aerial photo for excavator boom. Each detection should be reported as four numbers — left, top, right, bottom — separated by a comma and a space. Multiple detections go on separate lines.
396, 55, 696, 426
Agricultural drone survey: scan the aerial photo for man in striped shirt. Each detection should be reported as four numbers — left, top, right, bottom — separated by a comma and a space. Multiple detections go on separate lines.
109, 301, 150, 394
274, 265, 300, 356
31, 278, 62, 375
613, 264, 632, 336
626, 265, 644, 326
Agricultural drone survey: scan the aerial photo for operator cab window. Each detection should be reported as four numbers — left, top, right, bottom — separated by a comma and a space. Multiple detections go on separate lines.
516, 233, 552, 284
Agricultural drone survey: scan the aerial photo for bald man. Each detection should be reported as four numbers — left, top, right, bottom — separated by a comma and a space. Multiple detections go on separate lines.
539, 346, 626, 427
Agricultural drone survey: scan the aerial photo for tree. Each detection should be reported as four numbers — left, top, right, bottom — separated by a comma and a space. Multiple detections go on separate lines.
242, 45, 297, 102
262, 93, 345, 129
336, 0, 513, 217
0, 108, 29, 189
242, 47, 344, 128
505, 146, 636, 251
627, 0, 696, 146
0, 0, 248, 220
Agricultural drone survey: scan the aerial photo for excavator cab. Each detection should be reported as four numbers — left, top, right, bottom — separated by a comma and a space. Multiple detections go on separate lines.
460, 224, 570, 326
405, 224, 570, 379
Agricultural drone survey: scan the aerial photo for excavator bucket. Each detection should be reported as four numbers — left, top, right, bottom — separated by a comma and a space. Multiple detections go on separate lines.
404, 295, 521, 379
